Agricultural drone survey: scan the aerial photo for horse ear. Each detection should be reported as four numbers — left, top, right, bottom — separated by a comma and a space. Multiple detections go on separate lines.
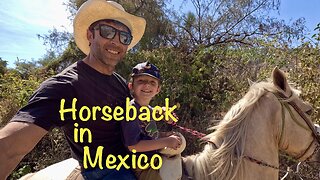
272, 67, 290, 94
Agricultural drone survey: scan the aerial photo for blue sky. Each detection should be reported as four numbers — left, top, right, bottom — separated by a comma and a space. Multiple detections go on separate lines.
0, 0, 71, 67
273, 0, 319, 33
0, 0, 319, 68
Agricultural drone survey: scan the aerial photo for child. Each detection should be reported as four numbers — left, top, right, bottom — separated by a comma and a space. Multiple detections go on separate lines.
121, 61, 182, 180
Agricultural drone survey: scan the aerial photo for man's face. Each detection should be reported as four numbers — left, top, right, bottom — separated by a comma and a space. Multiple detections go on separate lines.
88, 20, 130, 67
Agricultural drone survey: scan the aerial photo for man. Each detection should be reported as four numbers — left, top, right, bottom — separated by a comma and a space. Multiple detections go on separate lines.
0, 0, 146, 179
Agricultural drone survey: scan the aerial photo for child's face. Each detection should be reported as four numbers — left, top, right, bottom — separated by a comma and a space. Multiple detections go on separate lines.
130, 75, 160, 100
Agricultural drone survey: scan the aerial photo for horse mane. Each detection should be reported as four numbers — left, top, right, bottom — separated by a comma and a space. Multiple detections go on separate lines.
186, 80, 299, 180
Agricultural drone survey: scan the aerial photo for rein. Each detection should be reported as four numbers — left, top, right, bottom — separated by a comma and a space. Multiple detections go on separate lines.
171, 122, 206, 140
171, 123, 282, 170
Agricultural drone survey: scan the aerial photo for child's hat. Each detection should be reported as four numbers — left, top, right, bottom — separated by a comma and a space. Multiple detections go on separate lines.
131, 62, 161, 80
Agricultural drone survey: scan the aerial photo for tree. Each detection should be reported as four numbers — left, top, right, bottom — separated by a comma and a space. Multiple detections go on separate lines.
0, 58, 7, 76
166, 0, 306, 51
14, 59, 38, 79
118, 0, 172, 50
37, 28, 72, 57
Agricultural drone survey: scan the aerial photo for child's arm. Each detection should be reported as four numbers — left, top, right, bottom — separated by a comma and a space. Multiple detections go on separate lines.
128, 134, 181, 152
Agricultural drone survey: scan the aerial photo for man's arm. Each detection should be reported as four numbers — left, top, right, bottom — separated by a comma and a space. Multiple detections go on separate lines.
0, 122, 47, 179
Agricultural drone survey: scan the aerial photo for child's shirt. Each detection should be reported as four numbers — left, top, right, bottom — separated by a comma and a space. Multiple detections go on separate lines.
121, 99, 159, 156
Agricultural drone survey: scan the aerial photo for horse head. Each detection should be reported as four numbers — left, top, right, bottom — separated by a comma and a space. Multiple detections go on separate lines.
272, 67, 320, 163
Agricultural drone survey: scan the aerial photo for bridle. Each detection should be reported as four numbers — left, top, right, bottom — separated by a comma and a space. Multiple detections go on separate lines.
243, 91, 320, 170
275, 92, 320, 144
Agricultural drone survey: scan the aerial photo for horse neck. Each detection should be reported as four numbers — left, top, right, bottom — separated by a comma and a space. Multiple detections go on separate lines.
239, 92, 281, 179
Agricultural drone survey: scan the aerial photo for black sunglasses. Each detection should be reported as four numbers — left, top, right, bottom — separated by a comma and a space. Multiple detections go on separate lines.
93, 24, 132, 45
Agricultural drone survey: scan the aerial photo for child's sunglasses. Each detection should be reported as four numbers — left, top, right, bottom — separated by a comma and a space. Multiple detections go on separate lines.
93, 24, 133, 45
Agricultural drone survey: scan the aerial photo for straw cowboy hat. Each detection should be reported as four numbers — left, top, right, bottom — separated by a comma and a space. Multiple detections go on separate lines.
73, 0, 146, 55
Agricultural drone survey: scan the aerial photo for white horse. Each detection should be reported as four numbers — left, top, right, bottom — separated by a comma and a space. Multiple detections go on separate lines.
20, 68, 320, 180
182, 67, 320, 180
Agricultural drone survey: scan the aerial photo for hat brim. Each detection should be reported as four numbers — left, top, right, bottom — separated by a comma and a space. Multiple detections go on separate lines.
73, 0, 146, 55
132, 73, 161, 81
